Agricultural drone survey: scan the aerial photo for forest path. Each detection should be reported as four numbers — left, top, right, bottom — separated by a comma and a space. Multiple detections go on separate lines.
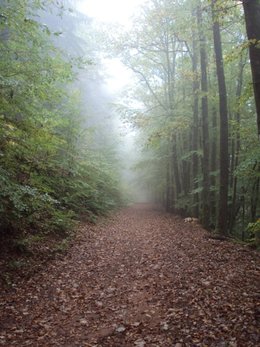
0, 204, 259, 347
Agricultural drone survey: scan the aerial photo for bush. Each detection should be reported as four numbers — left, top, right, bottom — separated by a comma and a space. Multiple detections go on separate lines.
246, 219, 260, 247
0, 168, 73, 234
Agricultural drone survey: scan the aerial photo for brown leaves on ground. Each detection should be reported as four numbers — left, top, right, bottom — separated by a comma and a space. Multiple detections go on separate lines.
0, 204, 259, 346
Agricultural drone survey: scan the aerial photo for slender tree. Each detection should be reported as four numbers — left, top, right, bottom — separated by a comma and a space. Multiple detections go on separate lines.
211, 0, 229, 235
191, 10, 200, 217
197, 3, 210, 229
229, 55, 246, 232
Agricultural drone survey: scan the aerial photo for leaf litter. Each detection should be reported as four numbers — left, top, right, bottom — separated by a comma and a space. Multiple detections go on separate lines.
0, 204, 259, 346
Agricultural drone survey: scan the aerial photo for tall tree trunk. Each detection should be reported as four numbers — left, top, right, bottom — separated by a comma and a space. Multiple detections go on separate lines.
229, 55, 245, 233
242, 0, 260, 136
166, 143, 175, 212
211, 0, 229, 236
172, 134, 182, 204
230, 118, 235, 190
210, 106, 218, 224
197, 3, 210, 229
251, 176, 260, 222
192, 14, 200, 218
166, 158, 171, 212
181, 133, 190, 196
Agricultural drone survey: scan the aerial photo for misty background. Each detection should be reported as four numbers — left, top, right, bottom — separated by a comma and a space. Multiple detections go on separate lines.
38, 0, 149, 203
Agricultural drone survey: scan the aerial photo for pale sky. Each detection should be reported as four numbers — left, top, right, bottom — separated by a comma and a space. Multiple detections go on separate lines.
102, 58, 132, 92
76, 0, 145, 92
77, 0, 145, 25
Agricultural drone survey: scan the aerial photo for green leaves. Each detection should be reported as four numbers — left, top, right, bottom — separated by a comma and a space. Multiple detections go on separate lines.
0, 0, 122, 236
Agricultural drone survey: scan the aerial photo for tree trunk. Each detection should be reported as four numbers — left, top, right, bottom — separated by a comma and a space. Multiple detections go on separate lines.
172, 134, 182, 201
210, 106, 218, 224
197, 3, 210, 229
166, 158, 171, 212
192, 13, 200, 218
242, 0, 260, 136
211, 0, 229, 236
229, 55, 245, 233
251, 176, 260, 222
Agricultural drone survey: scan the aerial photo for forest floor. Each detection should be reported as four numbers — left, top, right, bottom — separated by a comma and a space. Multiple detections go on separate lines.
0, 204, 259, 347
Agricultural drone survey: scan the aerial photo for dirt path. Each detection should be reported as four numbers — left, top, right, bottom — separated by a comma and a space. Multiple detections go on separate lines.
0, 204, 259, 347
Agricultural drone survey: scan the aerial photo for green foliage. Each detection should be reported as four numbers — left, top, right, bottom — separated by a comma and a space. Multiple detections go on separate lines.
8, 259, 27, 270
0, 168, 63, 232
53, 238, 70, 253
13, 235, 44, 254
0, 0, 123, 239
107, 0, 259, 239
246, 220, 260, 247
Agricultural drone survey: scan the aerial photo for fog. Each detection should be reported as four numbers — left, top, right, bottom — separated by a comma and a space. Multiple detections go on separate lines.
38, 0, 150, 204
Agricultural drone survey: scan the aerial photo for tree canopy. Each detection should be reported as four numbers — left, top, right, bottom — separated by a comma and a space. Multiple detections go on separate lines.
105, 0, 260, 240
0, 0, 123, 236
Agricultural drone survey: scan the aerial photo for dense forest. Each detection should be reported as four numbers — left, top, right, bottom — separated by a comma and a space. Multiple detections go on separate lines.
0, 1, 260, 346
107, 0, 260, 241
0, 0, 124, 242
0, 0, 259, 249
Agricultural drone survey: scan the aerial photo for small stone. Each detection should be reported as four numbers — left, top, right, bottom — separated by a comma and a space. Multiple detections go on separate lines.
161, 322, 169, 331
132, 322, 141, 327
116, 325, 126, 333
79, 319, 88, 325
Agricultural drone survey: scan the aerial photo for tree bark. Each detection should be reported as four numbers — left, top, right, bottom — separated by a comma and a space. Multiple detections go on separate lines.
229, 55, 245, 233
192, 13, 200, 218
166, 158, 171, 212
211, 0, 229, 235
242, 0, 260, 136
251, 176, 260, 222
172, 134, 182, 201
210, 106, 217, 223
197, 3, 210, 229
